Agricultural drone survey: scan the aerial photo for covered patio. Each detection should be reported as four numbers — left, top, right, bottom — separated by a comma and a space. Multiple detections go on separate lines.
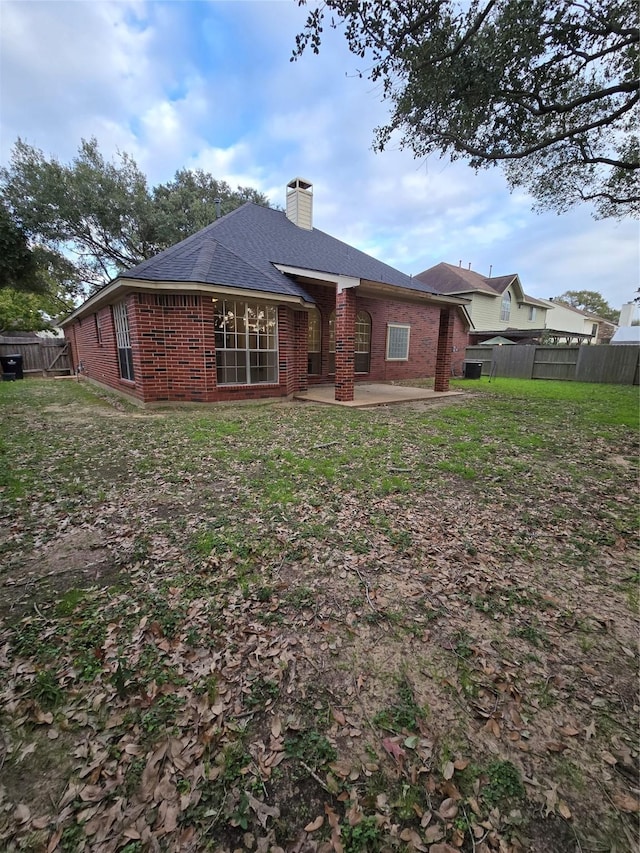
295, 382, 463, 408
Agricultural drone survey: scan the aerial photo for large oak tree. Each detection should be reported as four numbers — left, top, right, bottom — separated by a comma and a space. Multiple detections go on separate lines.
0, 138, 272, 297
293, 0, 639, 218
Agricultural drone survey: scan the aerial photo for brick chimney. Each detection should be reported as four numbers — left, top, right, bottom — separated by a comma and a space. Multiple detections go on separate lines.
286, 178, 313, 230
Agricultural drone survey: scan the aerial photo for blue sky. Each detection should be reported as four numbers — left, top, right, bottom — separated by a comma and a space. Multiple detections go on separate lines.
1, 0, 638, 314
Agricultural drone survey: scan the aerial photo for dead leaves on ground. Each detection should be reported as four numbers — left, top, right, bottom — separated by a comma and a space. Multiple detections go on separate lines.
1, 388, 639, 851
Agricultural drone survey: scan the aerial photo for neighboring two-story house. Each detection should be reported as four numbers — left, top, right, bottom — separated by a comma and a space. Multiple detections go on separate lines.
414, 263, 549, 344
415, 263, 612, 344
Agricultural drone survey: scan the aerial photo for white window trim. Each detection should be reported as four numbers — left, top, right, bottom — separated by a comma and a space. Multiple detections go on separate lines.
386, 323, 411, 361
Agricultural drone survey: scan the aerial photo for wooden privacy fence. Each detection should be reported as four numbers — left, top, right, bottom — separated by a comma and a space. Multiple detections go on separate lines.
465, 345, 639, 385
0, 336, 72, 376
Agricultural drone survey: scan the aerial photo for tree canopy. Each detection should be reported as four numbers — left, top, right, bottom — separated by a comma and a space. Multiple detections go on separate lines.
0, 138, 272, 299
293, 0, 639, 219
554, 289, 619, 322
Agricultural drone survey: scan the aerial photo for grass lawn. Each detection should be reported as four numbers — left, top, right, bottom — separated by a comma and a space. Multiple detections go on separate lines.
0, 377, 638, 853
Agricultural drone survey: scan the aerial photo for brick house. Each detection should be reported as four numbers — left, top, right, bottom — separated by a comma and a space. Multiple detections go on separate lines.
61, 179, 470, 404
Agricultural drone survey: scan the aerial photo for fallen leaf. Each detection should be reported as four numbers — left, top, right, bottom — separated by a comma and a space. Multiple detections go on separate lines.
424, 823, 444, 842
439, 798, 459, 820
558, 800, 572, 820
331, 707, 346, 726
304, 815, 324, 832
15, 804, 31, 824
612, 793, 640, 813
601, 751, 617, 765
246, 792, 280, 828
271, 715, 282, 739
585, 720, 596, 741
382, 737, 406, 763
443, 760, 455, 780
545, 741, 568, 753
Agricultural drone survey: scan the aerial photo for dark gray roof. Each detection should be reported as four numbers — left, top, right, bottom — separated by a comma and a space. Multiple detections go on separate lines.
120, 203, 440, 300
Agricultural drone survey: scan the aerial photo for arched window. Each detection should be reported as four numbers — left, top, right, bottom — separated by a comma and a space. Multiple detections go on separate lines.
500, 291, 511, 322
307, 308, 321, 375
328, 311, 336, 374
355, 311, 371, 373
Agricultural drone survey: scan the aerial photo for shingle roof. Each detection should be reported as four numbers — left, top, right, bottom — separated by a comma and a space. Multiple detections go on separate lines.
120, 202, 440, 300
414, 262, 517, 296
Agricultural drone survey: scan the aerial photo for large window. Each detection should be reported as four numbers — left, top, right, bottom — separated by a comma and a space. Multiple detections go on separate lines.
386, 324, 410, 361
112, 301, 134, 381
355, 311, 371, 373
307, 308, 321, 375
501, 291, 512, 322
528, 306, 537, 322
214, 300, 278, 385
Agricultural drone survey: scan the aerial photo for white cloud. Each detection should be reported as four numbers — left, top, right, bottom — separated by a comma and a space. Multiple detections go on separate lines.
0, 0, 636, 311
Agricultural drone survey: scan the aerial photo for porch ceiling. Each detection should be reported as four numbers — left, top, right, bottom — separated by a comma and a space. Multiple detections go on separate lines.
294, 383, 463, 408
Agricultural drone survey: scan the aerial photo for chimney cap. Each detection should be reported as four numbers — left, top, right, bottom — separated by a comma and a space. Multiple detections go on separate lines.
287, 177, 313, 191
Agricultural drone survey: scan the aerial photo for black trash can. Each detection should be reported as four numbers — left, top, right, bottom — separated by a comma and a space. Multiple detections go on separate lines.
463, 360, 483, 380
0, 354, 24, 380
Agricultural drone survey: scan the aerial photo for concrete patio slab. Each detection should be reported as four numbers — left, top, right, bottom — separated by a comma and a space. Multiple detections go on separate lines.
294, 383, 464, 408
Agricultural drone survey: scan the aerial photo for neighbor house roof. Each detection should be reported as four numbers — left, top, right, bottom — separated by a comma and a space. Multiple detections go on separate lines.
63, 202, 462, 326
415, 262, 549, 309
414, 262, 517, 296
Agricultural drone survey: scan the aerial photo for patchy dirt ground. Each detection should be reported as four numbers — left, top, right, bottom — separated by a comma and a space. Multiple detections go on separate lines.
0, 379, 638, 853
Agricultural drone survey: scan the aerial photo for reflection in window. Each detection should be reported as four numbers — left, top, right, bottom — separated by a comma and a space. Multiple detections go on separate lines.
307, 308, 321, 375
501, 291, 511, 322
214, 300, 278, 385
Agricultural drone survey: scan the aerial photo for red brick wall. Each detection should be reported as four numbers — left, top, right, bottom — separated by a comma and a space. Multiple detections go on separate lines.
65, 292, 310, 404
295, 282, 468, 383
66, 300, 141, 398
64, 287, 469, 404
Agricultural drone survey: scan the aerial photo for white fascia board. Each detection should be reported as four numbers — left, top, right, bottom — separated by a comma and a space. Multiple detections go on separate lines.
273, 263, 360, 293
60, 278, 314, 326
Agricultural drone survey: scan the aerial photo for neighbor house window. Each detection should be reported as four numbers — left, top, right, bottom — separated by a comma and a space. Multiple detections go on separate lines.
528, 306, 537, 322
355, 311, 371, 373
386, 324, 410, 361
214, 300, 278, 385
112, 301, 134, 381
307, 308, 321, 375
94, 313, 102, 344
500, 292, 511, 321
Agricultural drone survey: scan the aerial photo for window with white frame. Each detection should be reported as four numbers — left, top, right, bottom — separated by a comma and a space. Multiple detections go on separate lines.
528, 306, 537, 322
307, 308, 321, 375
386, 324, 410, 361
355, 311, 371, 373
214, 300, 278, 385
500, 291, 512, 321
112, 301, 134, 381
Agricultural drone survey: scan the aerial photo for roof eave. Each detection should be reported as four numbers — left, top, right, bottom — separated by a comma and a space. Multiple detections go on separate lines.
59, 277, 315, 327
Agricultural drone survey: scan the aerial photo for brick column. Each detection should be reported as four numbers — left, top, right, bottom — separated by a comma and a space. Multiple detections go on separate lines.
434, 308, 454, 392
335, 288, 356, 401
291, 310, 309, 394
